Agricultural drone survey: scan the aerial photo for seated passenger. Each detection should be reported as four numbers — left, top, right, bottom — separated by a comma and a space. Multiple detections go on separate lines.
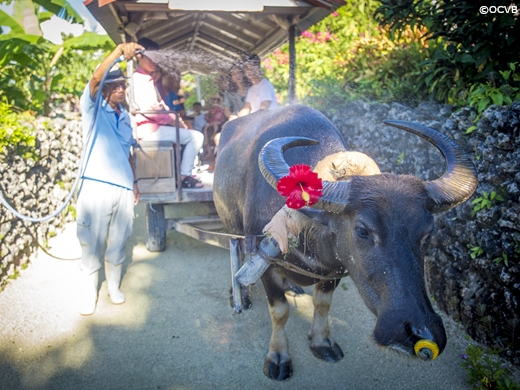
201, 97, 226, 164
156, 67, 193, 129
222, 67, 250, 121
158, 68, 186, 113
191, 102, 206, 133
238, 54, 279, 116
133, 38, 203, 189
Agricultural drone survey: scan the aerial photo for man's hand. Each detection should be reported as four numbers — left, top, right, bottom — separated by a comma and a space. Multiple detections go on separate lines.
118, 42, 145, 61
133, 182, 140, 205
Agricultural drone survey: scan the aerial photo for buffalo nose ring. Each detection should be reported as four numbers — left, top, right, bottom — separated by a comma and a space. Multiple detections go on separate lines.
414, 339, 439, 361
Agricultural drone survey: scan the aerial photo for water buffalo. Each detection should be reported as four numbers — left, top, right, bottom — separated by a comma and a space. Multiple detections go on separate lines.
213, 104, 477, 381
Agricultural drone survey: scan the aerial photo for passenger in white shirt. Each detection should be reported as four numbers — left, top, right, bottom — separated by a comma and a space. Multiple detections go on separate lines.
238, 54, 278, 116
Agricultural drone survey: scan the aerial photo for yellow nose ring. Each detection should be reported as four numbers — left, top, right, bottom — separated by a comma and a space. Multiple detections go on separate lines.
414, 339, 439, 361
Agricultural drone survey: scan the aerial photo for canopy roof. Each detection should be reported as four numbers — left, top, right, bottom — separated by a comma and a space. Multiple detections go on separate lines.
85, 0, 345, 73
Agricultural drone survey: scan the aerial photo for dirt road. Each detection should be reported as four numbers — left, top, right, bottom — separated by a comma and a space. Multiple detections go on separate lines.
0, 202, 513, 390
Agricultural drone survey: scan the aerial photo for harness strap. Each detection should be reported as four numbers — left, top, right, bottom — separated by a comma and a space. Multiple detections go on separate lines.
258, 248, 349, 281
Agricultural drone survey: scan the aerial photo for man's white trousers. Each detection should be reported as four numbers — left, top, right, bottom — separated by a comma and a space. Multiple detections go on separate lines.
76, 179, 134, 275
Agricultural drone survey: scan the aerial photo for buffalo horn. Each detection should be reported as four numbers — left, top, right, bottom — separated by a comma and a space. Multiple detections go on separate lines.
384, 120, 478, 213
258, 137, 352, 213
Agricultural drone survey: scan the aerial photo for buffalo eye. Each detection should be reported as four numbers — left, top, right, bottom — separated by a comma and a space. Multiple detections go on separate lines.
355, 226, 369, 239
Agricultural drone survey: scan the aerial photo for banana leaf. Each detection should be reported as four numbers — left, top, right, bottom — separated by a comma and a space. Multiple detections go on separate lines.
0, 9, 25, 34
63, 32, 114, 51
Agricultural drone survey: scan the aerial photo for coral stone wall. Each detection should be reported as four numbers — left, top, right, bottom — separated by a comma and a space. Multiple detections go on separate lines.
1, 104, 519, 364
0, 116, 81, 288
326, 102, 520, 364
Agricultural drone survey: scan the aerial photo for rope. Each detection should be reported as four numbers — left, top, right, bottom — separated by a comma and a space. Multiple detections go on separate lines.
0, 55, 124, 223
37, 241, 81, 261
258, 247, 349, 281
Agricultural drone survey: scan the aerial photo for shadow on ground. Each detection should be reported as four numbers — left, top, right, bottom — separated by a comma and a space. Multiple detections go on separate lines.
0, 203, 494, 390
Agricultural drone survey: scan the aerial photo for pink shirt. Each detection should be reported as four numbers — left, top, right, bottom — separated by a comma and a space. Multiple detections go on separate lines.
207, 106, 226, 124
132, 67, 175, 138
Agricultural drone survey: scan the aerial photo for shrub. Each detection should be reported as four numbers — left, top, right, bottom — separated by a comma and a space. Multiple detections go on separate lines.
376, 1, 520, 108
263, 3, 431, 109
0, 100, 37, 160
461, 344, 520, 389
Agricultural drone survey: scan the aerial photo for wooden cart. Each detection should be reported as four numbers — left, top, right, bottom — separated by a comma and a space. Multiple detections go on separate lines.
87, 0, 345, 311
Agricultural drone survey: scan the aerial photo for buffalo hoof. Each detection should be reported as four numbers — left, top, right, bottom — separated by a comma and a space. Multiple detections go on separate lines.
263, 352, 293, 381
310, 339, 344, 362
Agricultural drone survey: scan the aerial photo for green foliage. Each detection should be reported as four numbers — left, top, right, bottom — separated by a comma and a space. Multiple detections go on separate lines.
469, 245, 484, 260
263, 2, 431, 109
461, 344, 520, 389
494, 253, 509, 267
467, 63, 520, 119
0, 0, 114, 115
51, 48, 108, 109
0, 99, 37, 160
495, 235, 520, 267
396, 152, 405, 165
466, 125, 478, 134
183, 74, 219, 109
471, 190, 504, 216
375, 1, 520, 108
32, 0, 83, 24
67, 204, 76, 219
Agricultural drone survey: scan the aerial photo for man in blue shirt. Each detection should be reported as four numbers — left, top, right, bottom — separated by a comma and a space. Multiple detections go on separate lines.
77, 42, 143, 315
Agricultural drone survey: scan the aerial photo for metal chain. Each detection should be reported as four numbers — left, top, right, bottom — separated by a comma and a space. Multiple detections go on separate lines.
258, 248, 349, 281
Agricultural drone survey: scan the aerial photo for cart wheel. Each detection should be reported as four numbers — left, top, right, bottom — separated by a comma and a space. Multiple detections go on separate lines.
145, 203, 166, 252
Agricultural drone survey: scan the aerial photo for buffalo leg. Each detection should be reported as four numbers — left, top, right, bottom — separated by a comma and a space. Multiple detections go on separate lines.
262, 268, 292, 381
308, 280, 344, 362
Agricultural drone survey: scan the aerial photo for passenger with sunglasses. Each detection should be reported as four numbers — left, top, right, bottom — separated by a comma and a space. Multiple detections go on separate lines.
76, 43, 143, 316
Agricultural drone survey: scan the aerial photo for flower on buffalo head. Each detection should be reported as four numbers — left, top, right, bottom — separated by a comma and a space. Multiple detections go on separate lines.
277, 164, 323, 209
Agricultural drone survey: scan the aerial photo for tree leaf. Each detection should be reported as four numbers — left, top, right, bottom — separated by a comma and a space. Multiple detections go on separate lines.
50, 73, 64, 90
63, 32, 115, 51
13, 0, 42, 36
460, 53, 474, 64
38, 11, 54, 24
32, 0, 83, 25
491, 92, 504, 106
0, 9, 25, 34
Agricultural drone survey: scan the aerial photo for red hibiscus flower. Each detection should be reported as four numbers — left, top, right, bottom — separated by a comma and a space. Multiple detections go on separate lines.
277, 164, 323, 209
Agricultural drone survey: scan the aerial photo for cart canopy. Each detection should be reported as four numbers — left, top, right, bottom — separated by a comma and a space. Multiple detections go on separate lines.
85, 0, 345, 73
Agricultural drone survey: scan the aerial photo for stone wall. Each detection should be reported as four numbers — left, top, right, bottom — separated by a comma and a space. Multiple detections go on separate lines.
0, 115, 82, 288
1, 103, 519, 364
326, 101, 520, 364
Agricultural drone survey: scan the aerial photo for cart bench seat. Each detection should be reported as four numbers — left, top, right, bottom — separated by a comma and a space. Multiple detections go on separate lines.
135, 139, 213, 204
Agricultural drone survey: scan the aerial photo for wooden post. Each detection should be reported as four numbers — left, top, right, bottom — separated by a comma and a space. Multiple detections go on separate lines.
288, 24, 296, 104
175, 112, 182, 201
230, 238, 243, 313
